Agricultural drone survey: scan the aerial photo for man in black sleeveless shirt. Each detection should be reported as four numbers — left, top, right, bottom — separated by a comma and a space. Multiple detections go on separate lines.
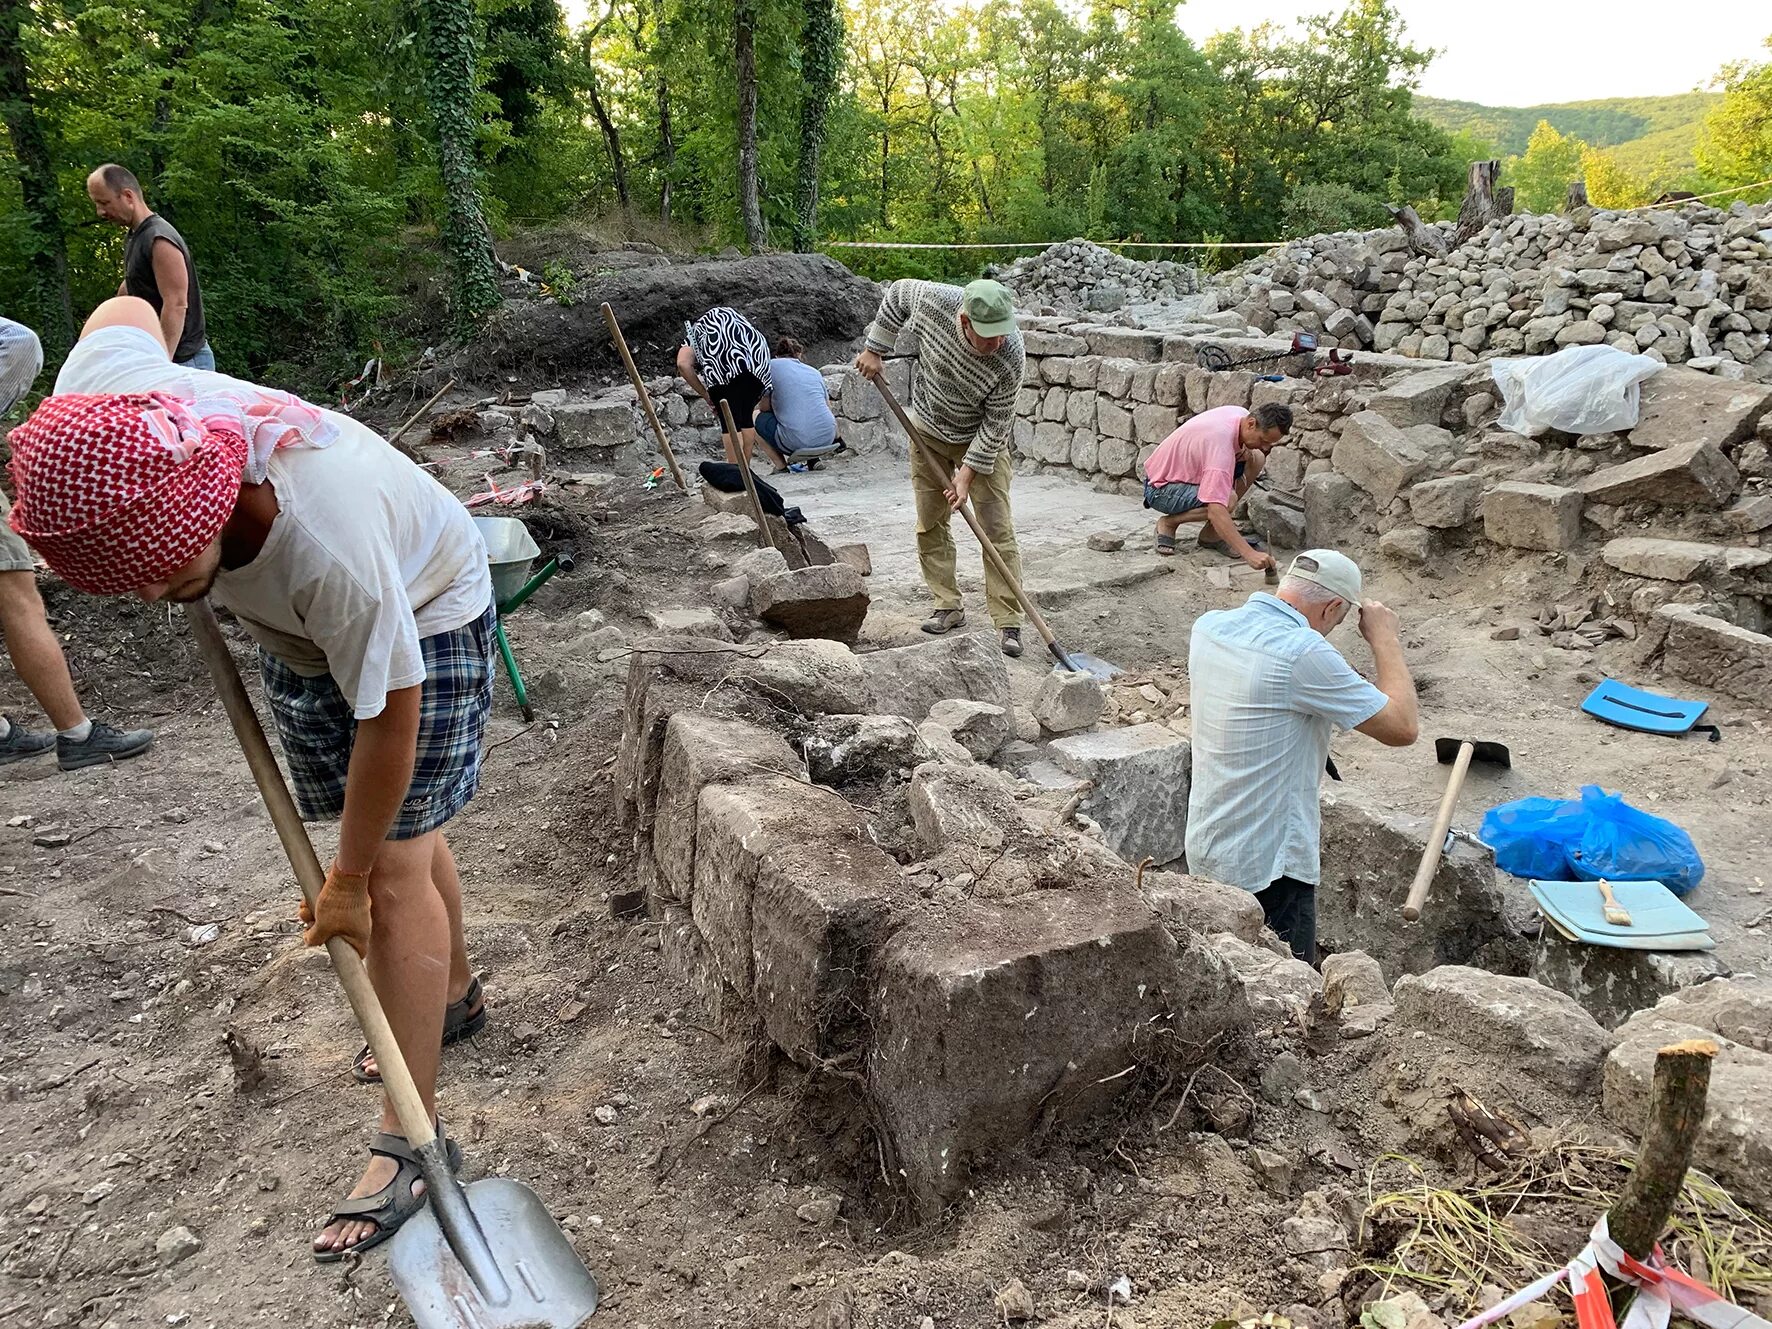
85, 163, 213, 370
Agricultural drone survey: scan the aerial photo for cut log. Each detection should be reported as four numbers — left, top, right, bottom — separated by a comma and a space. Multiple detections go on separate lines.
1496, 186, 1515, 217
1565, 181, 1589, 211
1607, 1038, 1715, 1261
1452, 160, 1504, 246
1385, 203, 1446, 257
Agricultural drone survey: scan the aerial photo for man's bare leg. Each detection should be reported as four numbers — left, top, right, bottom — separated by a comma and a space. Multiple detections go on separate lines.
313, 831, 449, 1255
0, 570, 85, 730
355, 830, 476, 1081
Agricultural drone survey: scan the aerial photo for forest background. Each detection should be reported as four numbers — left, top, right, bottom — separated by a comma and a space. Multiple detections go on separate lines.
2, 0, 1769, 389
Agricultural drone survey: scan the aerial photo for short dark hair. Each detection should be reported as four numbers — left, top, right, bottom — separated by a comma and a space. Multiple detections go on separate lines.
774, 335, 805, 358
1251, 403, 1293, 434
94, 163, 141, 197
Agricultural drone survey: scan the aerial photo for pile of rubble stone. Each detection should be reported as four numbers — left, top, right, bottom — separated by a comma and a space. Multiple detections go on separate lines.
1212, 202, 1772, 380
995, 238, 1202, 313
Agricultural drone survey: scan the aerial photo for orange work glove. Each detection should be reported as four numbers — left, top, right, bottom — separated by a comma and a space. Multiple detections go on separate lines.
301, 864, 373, 957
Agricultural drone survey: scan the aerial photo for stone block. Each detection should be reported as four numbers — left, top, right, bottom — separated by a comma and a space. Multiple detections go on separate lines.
751, 830, 911, 1064
1205, 371, 1256, 411
1658, 605, 1772, 708
1134, 403, 1179, 445
832, 542, 872, 576
653, 714, 804, 903
1098, 437, 1140, 478
867, 886, 1228, 1210
1096, 358, 1139, 397
1138, 870, 1266, 945
1026, 420, 1071, 464
1050, 723, 1191, 866
1303, 472, 1359, 548
1247, 489, 1307, 550
704, 484, 755, 516
1409, 474, 1483, 528
1369, 366, 1471, 428
1483, 481, 1583, 550
1209, 933, 1324, 1024
1630, 366, 1772, 453
1530, 927, 1733, 1030
1578, 438, 1740, 508
1023, 330, 1087, 356
1097, 399, 1133, 440
1333, 411, 1433, 504
908, 761, 1022, 855
858, 631, 1011, 722
924, 698, 1011, 761
1379, 525, 1433, 564
1318, 787, 1518, 981
553, 401, 635, 455
1034, 670, 1106, 734
1321, 950, 1390, 1016
1393, 966, 1612, 1090
645, 606, 730, 639
1070, 431, 1099, 472
1084, 327, 1165, 362
1604, 989, 1772, 1211
1601, 536, 1730, 582
837, 367, 884, 421
1065, 389, 1096, 430
749, 565, 870, 643
802, 713, 932, 785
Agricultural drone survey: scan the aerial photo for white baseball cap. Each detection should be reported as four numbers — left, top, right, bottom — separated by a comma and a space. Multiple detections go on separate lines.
1286, 549, 1363, 605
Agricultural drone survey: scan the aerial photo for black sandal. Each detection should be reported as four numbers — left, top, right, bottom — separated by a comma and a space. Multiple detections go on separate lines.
352, 976, 487, 1084
312, 1130, 463, 1263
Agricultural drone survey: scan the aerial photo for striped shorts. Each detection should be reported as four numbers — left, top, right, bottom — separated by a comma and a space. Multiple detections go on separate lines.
260, 605, 496, 840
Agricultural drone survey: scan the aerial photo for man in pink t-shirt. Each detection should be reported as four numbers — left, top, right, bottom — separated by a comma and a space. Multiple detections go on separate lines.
1141, 402, 1292, 569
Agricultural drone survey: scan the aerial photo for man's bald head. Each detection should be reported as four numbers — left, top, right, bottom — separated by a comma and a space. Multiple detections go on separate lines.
87, 164, 148, 228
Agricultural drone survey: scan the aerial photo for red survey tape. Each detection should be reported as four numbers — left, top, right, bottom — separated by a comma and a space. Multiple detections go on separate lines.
1454, 1215, 1770, 1329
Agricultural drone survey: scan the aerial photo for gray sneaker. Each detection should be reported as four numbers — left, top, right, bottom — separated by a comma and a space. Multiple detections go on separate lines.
921, 608, 967, 635
0, 716, 56, 766
58, 720, 155, 771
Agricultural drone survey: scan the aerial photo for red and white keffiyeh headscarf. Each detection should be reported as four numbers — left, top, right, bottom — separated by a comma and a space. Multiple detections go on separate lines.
6, 385, 338, 595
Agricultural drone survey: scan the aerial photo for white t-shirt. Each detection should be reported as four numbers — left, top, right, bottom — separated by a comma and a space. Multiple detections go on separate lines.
57, 327, 492, 718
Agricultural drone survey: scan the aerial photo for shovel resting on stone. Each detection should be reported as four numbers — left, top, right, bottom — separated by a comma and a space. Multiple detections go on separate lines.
184, 601, 600, 1329
871, 377, 1120, 679
1402, 737, 1512, 922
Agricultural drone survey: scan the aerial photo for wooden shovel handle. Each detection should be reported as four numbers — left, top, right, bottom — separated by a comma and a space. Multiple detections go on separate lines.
871, 376, 1078, 671
716, 398, 773, 550
1403, 740, 1474, 922
600, 301, 688, 492
184, 601, 437, 1152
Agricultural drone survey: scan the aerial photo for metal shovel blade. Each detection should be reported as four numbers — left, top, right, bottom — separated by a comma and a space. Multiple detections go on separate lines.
1051, 649, 1122, 681
390, 1177, 600, 1329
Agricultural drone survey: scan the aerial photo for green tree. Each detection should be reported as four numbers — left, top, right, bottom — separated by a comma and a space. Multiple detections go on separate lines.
0, 0, 73, 352
1506, 119, 1587, 213
1580, 145, 1653, 209
791, 0, 841, 249
1697, 37, 1772, 193
419, 0, 502, 331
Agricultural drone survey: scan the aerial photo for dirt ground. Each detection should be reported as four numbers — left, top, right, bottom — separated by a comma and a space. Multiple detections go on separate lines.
2, 397, 1768, 1329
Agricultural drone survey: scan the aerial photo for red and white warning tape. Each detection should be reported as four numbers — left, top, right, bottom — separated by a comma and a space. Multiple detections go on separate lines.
1454, 1216, 1770, 1329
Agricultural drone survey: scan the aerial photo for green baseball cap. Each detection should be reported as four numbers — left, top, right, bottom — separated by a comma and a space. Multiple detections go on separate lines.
962, 279, 1017, 338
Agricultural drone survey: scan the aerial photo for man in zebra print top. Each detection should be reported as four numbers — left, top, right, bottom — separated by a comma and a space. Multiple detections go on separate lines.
855, 279, 1029, 657
676, 306, 774, 466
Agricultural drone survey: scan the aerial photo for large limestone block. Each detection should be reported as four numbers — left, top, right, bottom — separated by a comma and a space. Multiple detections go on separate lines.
1630, 366, 1772, 452
750, 564, 870, 643
1658, 605, 1772, 709
858, 632, 1011, 722
1333, 411, 1433, 504
1394, 966, 1612, 1089
1483, 481, 1583, 550
653, 714, 804, 904
1050, 723, 1191, 866
1578, 439, 1739, 508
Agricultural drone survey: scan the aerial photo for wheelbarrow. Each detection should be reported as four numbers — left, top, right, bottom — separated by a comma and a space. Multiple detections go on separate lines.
474, 516, 568, 722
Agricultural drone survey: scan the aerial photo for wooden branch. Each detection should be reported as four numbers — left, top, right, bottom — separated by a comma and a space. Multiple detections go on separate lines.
1607, 1039, 1716, 1261
1386, 203, 1445, 257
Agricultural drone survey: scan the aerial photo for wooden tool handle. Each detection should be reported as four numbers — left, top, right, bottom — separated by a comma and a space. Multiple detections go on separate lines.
601, 301, 687, 493
716, 398, 774, 550
184, 602, 437, 1152
1402, 740, 1475, 922
872, 377, 1077, 670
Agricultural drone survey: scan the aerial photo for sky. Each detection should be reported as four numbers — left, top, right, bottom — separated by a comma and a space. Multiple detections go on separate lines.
558, 0, 1768, 108
1171, 0, 1765, 105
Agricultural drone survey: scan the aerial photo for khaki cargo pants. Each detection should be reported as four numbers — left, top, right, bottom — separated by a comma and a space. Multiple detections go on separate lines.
908, 418, 1024, 629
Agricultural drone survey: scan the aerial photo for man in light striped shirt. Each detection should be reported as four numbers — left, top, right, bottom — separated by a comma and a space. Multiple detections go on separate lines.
855, 279, 1028, 657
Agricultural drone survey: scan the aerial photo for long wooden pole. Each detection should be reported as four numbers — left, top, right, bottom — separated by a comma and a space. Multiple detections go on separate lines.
600, 302, 688, 492
717, 398, 772, 550
1403, 740, 1474, 921
383, 378, 456, 459
872, 377, 1080, 672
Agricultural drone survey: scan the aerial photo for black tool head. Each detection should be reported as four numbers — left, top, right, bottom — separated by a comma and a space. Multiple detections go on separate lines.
1435, 737, 1512, 768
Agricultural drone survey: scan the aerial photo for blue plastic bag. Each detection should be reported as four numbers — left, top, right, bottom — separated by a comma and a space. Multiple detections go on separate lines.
1566, 786, 1705, 896
1480, 785, 1705, 896
1480, 796, 1589, 880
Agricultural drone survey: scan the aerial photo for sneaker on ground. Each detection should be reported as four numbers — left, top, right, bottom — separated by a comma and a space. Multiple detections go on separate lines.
0, 716, 56, 766
58, 721, 155, 772
1000, 627, 1024, 658
921, 608, 966, 635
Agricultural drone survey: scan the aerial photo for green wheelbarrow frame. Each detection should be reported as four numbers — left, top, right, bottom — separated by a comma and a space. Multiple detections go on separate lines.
493, 556, 561, 722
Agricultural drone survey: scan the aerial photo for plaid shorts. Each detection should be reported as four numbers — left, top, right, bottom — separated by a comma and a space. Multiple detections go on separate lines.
260, 605, 496, 840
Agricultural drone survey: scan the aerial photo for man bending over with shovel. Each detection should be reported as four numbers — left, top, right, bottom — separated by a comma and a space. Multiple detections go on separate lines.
1142, 402, 1291, 567
7, 297, 494, 1261
1186, 550, 1418, 964
854, 278, 1028, 657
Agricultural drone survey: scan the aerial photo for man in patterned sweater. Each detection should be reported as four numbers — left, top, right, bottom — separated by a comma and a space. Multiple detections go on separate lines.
855, 279, 1028, 657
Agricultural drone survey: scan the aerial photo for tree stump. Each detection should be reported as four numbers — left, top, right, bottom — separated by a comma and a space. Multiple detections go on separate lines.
1452, 160, 1504, 246
1565, 181, 1590, 211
